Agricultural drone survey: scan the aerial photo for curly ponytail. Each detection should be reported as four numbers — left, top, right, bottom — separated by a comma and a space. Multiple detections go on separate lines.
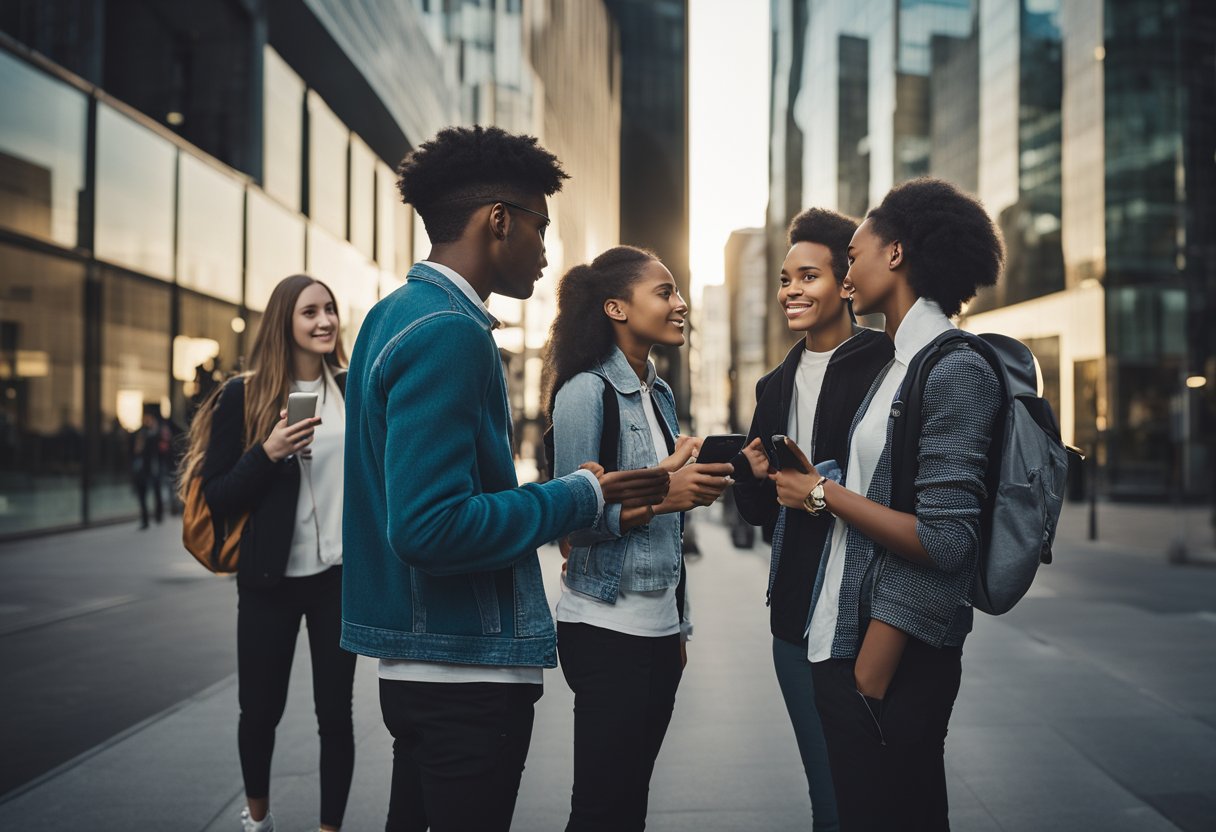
541, 246, 659, 422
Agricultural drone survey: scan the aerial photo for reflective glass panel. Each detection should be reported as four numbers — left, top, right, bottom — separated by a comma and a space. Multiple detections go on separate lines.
91, 271, 171, 523
262, 46, 304, 211
95, 104, 176, 278
375, 161, 398, 269
349, 134, 375, 259
177, 153, 244, 303
174, 292, 241, 422
0, 244, 84, 534
246, 189, 305, 312
0, 51, 87, 247
307, 91, 349, 238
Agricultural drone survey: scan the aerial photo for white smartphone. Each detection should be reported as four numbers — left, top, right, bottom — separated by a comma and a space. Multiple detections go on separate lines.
286, 392, 319, 426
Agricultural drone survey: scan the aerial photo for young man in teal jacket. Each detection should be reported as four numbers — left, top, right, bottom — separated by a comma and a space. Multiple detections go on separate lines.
342, 126, 670, 832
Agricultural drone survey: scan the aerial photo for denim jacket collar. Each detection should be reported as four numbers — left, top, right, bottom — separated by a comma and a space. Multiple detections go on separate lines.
406, 262, 500, 332
595, 345, 665, 397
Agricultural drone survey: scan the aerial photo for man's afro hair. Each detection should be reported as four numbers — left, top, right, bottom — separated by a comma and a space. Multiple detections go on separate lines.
787, 207, 859, 284
396, 125, 569, 244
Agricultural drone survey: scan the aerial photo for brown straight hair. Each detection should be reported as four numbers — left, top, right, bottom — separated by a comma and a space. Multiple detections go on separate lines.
176, 274, 347, 500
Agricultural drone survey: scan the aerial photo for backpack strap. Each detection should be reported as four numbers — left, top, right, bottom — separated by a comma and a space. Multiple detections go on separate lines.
542, 375, 622, 478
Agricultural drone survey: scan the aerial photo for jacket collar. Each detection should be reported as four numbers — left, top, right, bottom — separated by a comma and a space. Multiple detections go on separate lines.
595, 345, 664, 397
777, 326, 879, 429
893, 298, 953, 366
406, 262, 500, 331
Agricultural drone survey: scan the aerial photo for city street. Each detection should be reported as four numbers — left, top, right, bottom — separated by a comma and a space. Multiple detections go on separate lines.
0, 505, 1213, 831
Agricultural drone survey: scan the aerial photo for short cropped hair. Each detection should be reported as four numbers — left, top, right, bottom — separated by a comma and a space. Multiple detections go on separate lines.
787, 207, 860, 283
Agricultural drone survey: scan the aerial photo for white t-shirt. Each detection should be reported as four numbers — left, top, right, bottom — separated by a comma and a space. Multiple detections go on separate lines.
555, 385, 681, 638
284, 370, 344, 577
788, 342, 840, 458
806, 299, 954, 661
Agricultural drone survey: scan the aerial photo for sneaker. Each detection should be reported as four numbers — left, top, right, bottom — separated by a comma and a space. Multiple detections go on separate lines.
240, 807, 275, 832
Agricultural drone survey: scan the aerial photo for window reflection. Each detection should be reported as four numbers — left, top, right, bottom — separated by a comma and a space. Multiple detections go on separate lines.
308, 91, 349, 238
175, 292, 241, 422
350, 134, 375, 259
246, 189, 305, 312
178, 154, 244, 304
0, 50, 87, 247
0, 244, 84, 534
91, 271, 171, 522
375, 161, 398, 269
95, 104, 176, 278
262, 47, 304, 211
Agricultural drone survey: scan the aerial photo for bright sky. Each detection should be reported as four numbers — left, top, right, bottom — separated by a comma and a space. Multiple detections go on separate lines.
688, 0, 771, 297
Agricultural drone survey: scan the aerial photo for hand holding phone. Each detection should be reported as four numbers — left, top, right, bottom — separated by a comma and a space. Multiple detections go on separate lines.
696, 433, 746, 465
770, 434, 810, 474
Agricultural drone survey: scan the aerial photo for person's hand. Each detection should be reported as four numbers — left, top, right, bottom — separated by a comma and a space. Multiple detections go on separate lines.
582, 463, 670, 508
657, 462, 735, 513
768, 437, 821, 509
658, 436, 701, 472
680, 639, 688, 669
740, 437, 772, 480
263, 410, 320, 462
558, 536, 571, 575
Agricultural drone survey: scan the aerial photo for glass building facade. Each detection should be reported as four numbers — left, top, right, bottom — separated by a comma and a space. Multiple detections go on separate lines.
0, 0, 647, 536
768, 0, 1216, 498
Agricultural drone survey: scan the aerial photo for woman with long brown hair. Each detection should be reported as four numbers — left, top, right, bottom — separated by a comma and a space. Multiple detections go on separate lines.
178, 274, 355, 832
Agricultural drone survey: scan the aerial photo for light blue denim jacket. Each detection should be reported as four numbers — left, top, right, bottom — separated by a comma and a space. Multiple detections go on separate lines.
553, 347, 683, 601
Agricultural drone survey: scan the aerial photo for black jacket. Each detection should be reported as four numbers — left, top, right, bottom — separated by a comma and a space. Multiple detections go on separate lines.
200, 372, 346, 587
732, 328, 893, 644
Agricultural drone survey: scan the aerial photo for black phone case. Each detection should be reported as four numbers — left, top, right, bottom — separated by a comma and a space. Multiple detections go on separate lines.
698, 434, 746, 465
771, 435, 809, 473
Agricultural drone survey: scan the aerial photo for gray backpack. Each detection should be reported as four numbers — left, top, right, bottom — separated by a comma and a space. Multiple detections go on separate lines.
891, 331, 1071, 614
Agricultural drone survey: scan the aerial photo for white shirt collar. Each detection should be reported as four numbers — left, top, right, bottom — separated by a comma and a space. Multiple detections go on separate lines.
420, 260, 502, 329
892, 297, 955, 366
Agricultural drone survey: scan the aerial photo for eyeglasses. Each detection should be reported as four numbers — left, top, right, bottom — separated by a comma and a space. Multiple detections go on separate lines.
448, 196, 550, 241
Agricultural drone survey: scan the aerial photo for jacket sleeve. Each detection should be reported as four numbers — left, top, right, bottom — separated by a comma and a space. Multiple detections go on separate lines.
200, 381, 283, 519
553, 372, 623, 545
381, 314, 600, 576
914, 348, 1001, 573
731, 375, 778, 528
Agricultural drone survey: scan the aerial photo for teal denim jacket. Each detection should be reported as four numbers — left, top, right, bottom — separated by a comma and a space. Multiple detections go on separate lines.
341, 263, 601, 667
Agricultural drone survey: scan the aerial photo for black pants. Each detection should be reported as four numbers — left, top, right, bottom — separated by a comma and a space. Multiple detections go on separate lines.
237, 566, 357, 828
811, 637, 963, 832
557, 621, 684, 832
381, 679, 543, 832
134, 472, 163, 527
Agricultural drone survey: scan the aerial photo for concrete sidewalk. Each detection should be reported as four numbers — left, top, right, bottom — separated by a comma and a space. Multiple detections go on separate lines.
1, 509, 1213, 831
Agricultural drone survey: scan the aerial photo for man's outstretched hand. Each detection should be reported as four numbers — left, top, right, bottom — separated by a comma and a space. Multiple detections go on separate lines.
579, 462, 670, 507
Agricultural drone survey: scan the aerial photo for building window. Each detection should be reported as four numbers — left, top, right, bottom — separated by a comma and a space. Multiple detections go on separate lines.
90, 270, 171, 522
177, 153, 244, 304
0, 50, 87, 248
246, 188, 305, 312
0, 244, 85, 535
262, 46, 304, 212
307, 90, 349, 238
349, 134, 375, 259
174, 291, 241, 422
375, 160, 398, 270
94, 104, 176, 278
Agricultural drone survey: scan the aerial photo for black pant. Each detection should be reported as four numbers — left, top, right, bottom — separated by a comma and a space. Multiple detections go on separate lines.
381, 679, 543, 832
135, 471, 163, 527
237, 566, 357, 828
557, 621, 684, 832
811, 637, 963, 832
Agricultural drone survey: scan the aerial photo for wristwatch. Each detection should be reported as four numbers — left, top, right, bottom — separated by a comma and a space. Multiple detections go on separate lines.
803, 476, 829, 516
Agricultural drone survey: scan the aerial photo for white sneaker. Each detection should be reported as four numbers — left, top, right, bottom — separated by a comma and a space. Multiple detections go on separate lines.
240, 807, 275, 832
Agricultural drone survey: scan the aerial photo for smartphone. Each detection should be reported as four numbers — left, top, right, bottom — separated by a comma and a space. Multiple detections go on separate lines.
697, 433, 747, 465
286, 392, 319, 426
771, 434, 809, 474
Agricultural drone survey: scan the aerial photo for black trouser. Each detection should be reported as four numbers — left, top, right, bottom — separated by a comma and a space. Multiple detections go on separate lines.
237, 566, 357, 829
557, 621, 684, 832
134, 471, 163, 526
811, 637, 963, 832
380, 679, 542, 832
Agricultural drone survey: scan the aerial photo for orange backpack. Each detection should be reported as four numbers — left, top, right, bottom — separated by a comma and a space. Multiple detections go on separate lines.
181, 475, 247, 574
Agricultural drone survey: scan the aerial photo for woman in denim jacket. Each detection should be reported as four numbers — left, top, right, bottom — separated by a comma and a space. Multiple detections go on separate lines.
773, 179, 1005, 831
543, 246, 735, 831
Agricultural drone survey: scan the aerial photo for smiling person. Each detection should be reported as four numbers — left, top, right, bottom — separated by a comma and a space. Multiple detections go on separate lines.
543, 246, 734, 832
731, 209, 892, 831
177, 275, 354, 832
341, 128, 671, 832
772, 179, 1004, 831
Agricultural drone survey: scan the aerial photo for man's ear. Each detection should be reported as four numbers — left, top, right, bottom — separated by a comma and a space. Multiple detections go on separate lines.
489, 203, 509, 241
603, 298, 627, 323
888, 241, 904, 270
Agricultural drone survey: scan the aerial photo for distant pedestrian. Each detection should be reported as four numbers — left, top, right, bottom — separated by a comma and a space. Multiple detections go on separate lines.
341, 126, 670, 832
732, 208, 893, 831
543, 247, 734, 831
177, 274, 355, 832
132, 406, 171, 529
772, 178, 1004, 831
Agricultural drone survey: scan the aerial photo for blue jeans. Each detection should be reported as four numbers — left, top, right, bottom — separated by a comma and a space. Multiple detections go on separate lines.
772, 636, 840, 831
